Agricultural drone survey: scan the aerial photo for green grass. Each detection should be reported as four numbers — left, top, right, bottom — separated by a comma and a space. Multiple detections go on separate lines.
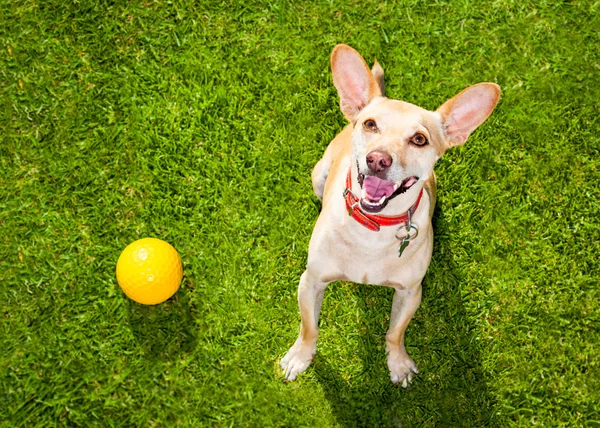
1, 0, 599, 426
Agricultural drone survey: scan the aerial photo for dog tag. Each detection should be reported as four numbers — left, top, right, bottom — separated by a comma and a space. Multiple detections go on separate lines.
396, 220, 418, 258
398, 238, 410, 258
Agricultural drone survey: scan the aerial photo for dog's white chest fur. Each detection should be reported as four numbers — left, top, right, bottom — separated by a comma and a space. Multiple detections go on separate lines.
310, 189, 434, 288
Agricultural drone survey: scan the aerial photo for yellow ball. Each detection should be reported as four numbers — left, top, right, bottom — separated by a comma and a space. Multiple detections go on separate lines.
116, 238, 183, 305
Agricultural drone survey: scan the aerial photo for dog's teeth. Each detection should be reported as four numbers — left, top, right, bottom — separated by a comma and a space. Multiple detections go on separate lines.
361, 196, 386, 207
393, 183, 399, 191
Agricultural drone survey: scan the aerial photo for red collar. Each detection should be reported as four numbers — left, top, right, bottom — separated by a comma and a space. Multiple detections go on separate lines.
344, 167, 423, 232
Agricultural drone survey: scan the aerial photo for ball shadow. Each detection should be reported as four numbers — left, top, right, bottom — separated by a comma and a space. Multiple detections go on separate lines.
314, 203, 499, 427
126, 282, 197, 360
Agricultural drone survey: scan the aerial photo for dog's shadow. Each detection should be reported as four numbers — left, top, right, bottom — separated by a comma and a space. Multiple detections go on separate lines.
313, 204, 498, 427
126, 282, 197, 360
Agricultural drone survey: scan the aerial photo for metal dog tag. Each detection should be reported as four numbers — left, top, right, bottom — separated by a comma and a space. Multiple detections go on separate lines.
398, 237, 410, 257
396, 211, 419, 258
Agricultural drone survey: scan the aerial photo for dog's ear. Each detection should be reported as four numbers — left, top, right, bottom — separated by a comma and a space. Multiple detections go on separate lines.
331, 44, 382, 122
437, 83, 501, 147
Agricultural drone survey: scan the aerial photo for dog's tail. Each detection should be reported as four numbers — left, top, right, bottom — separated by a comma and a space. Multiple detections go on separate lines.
372, 59, 385, 97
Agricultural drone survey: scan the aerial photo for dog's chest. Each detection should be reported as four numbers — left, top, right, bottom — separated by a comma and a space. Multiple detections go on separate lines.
344, 248, 399, 285
331, 226, 431, 287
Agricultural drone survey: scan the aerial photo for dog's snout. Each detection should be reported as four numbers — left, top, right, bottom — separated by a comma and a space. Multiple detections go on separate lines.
366, 150, 393, 173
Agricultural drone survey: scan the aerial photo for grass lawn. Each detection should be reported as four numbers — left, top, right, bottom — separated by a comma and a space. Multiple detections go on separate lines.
1, 0, 599, 426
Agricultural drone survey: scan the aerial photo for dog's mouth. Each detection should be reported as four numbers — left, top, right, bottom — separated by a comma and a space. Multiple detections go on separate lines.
357, 170, 419, 213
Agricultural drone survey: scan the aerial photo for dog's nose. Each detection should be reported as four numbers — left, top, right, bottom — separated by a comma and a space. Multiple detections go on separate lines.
366, 150, 393, 172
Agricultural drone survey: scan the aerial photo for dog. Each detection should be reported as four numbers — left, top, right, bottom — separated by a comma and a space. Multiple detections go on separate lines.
280, 44, 500, 387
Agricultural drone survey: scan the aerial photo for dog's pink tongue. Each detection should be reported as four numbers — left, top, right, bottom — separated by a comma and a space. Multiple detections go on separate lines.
363, 176, 396, 201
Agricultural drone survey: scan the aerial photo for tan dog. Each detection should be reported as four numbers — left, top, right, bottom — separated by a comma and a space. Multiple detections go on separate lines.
280, 44, 500, 386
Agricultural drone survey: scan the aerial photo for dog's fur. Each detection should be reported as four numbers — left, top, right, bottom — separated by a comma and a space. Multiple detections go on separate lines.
280, 44, 500, 386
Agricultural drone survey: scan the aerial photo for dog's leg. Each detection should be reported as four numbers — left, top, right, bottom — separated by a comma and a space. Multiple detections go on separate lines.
280, 269, 328, 381
386, 284, 422, 387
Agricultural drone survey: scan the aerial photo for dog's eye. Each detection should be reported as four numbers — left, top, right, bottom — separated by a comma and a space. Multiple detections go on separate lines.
410, 133, 428, 147
362, 119, 378, 133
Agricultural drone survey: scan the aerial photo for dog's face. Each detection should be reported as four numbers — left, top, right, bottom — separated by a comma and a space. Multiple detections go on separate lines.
331, 44, 500, 213
351, 98, 445, 212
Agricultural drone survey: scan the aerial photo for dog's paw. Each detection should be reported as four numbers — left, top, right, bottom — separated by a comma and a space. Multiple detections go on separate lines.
279, 341, 316, 381
387, 350, 418, 388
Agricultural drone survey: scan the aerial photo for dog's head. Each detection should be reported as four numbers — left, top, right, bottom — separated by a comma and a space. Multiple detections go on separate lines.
331, 44, 501, 213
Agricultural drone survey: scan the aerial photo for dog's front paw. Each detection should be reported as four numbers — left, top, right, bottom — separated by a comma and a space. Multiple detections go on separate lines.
280, 340, 316, 381
387, 349, 418, 388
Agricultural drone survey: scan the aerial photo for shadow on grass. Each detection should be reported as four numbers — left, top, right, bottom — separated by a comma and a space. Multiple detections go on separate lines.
314, 204, 498, 427
126, 283, 197, 360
